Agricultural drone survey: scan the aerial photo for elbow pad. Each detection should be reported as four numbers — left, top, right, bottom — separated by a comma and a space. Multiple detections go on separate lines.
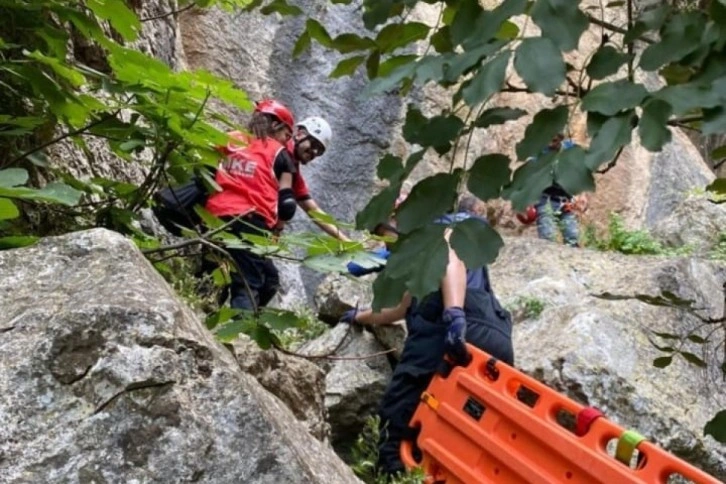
278, 188, 297, 222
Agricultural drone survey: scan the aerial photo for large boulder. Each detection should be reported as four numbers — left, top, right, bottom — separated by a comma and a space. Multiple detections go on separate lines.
0, 229, 361, 484
490, 237, 726, 480
652, 194, 726, 255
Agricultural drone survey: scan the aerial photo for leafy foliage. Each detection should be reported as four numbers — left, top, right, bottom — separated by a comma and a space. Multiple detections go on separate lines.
583, 214, 692, 256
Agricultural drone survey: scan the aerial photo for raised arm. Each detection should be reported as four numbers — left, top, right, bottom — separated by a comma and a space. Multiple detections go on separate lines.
298, 198, 351, 241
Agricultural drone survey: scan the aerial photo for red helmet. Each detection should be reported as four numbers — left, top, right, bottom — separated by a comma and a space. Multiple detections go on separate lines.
255, 99, 295, 132
516, 206, 537, 225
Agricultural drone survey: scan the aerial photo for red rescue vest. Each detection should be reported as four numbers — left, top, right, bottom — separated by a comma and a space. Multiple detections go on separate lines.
205, 137, 285, 229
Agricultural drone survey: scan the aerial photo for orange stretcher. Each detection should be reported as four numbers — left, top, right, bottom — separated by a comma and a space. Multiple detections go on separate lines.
401, 344, 722, 484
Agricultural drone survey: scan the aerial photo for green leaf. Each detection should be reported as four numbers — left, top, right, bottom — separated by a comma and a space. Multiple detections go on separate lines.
25, 50, 86, 87
402, 107, 464, 155
0, 168, 29, 188
259, 308, 306, 331
502, 151, 556, 211
514, 38, 566, 96
581, 80, 648, 116
260, 0, 303, 15
586, 45, 631, 80
515, 105, 569, 160
366, 50, 381, 79
86, 0, 140, 41
495, 20, 520, 41
306, 19, 333, 48
362, 0, 395, 30
554, 146, 594, 195
375, 22, 430, 53
710, 146, 726, 160
686, 334, 708, 344
680, 351, 707, 368
215, 318, 254, 343
474, 107, 527, 128
450, 0, 484, 47
444, 40, 506, 82
331, 33, 376, 54
467, 154, 511, 201
531, 0, 589, 52
639, 13, 704, 71
0, 236, 39, 250
372, 271, 407, 311
652, 83, 722, 116
702, 107, 726, 136
331, 55, 366, 78
293, 31, 311, 57
584, 112, 634, 170
386, 224, 449, 299
379, 55, 418, 77
356, 185, 401, 231
639, 99, 672, 151
377, 154, 405, 181
396, 173, 460, 233
653, 356, 673, 368
431, 26, 454, 53
704, 410, 726, 443
652, 331, 680, 340
0, 198, 19, 220
450, 218, 504, 268
461, 51, 510, 107
469, 0, 528, 47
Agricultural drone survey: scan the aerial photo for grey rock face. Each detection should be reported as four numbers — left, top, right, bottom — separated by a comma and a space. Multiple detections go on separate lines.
0, 229, 361, 484
652, 194, 726, 254
490, 237, 726, 480
299, 324, 392, 456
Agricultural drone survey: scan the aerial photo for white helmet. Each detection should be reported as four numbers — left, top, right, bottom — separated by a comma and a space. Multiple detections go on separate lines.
297, 116, 332, 151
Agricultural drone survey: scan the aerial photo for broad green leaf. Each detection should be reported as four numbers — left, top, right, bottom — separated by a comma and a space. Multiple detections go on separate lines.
0, 236, 38, 250
653, 82, 723, 115
702, 107, 726, 136
356, 184, 401, 231
0, 198, 19, 220
215, 318, 255, 343
444, 40, 506, 82
372, 271, 408, 311
474, 107, 527, 128
639, 99, 672, 151
362, 0, 395, 30
495, 20, 520, 41
363, 61, 416, 95
659, 64, 694, 86
467, 154, 511, 201
581, 80, 648, 116
293, 31, 311, 57
259, 308, 305, 331
514, 38, 566, 95
330, 55, 366, 78
379, 55, 418, 77
396, 173, 460, 233
0, 168, 29, 188
375, 22, 430, 53
450, 218, 503, 268
386, 224, 449, 299
624, 4, 669, 44
260, 0, 302, 15
331, 33, 376, 54
450, 0, 484, 46
461, 51, 510, 107
704, 410, 726, 443
586, 45, 631, 80
584, 112, 634, 170
366, 50, 380, 79
86, 0, 140, 41
431, 26, 454, 53
639, 13, 704, 71
653, 356, 673, 368
0, 182, 82, 206
37, 26, 69, 59
377, 154, 405, 181
306, 19, 333, 48
402, 107, 465, 155
502, 151, 556, 211
469, 0, 528, 48
303, 254, 349, 273
710, 146, 726, 160
25, 50, 85, 87
554, 146, 594, 195
515, 106, 569, 160
531, 0, 589, 52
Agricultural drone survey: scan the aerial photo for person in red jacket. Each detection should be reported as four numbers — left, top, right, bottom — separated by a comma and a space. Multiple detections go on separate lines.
205, 99, 299, 312
278, 116, 351, 242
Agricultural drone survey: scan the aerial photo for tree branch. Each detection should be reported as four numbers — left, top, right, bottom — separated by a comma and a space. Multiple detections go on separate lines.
586, 14, 656, 44
140, 3, 195, 22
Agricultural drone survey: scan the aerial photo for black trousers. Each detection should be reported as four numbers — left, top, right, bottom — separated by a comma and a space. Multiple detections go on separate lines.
376, 290, 514, 476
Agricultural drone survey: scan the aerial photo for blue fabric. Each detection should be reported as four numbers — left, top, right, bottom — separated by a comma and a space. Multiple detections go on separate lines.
346, 247, 390, 277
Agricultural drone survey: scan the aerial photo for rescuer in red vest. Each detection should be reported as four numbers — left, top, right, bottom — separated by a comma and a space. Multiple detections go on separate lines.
205, 99, 299, 311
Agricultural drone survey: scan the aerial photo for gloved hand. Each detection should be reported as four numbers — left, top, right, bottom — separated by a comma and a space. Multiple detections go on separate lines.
443, 307, 471, 366
339, 308, 358, 325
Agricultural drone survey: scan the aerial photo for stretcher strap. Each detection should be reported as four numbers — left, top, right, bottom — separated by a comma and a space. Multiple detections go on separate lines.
615, 430, 646, 466
575, 407, 603, 436
421, 392, 440, 411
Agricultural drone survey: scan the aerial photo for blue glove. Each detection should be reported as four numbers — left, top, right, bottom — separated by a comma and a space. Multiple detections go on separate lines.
339, 308, 358, 325
443, 307, 471, 366
347, 248, 390, 277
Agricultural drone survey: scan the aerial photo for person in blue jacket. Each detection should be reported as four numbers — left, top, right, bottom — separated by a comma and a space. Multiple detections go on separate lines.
341, 195, 514, 478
